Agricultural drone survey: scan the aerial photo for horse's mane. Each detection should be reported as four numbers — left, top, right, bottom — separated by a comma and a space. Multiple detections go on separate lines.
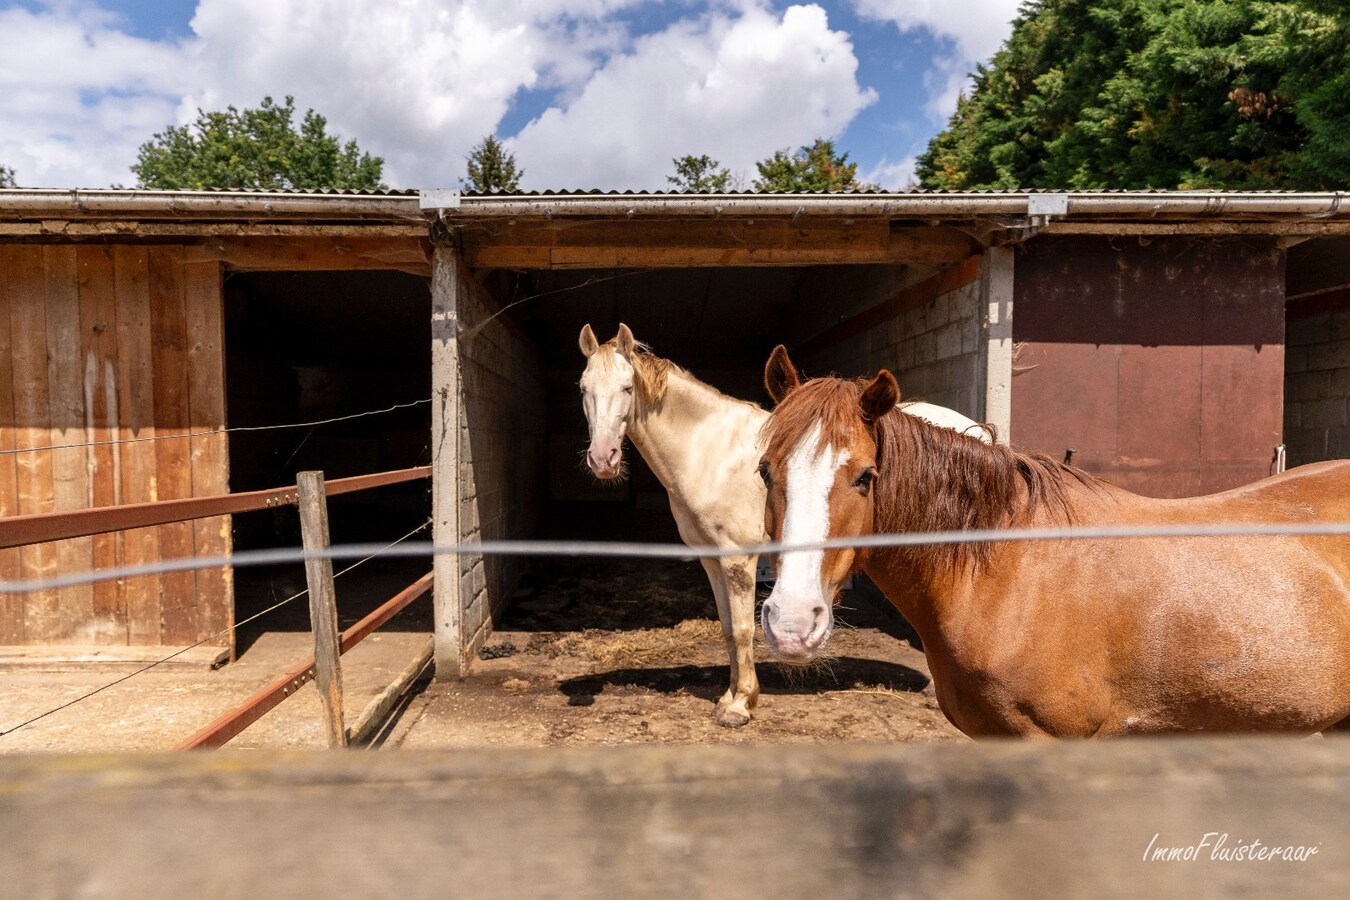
598, 339, 752, 415
762, 377, 1099, 572
592, 338, 675, 409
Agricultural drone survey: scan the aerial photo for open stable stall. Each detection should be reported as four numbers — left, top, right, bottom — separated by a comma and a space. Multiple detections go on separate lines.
3, 188, 1350, 679
0, 191, 431, 662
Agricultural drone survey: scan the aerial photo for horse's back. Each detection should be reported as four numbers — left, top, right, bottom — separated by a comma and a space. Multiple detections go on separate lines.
899, 401, 989, 442
1207, 458, 1350, 519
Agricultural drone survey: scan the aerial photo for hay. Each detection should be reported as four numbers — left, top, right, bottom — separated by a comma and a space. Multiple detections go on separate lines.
537, 618, 725, 669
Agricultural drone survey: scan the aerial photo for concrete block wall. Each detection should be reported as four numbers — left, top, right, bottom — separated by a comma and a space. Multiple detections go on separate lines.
1284, 297, 1350, 468
801, 264, 985, 422
456, 283, 547, 655
884, 277, 983, 418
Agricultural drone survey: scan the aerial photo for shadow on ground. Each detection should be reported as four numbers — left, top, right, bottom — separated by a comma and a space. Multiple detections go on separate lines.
559, 657, 932, 708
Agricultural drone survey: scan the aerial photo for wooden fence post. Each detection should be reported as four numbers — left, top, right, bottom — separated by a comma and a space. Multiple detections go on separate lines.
295, 471, 347, 748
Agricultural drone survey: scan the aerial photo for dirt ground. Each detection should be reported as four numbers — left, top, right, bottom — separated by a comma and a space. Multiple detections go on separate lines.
0, 511, 965, 752
389, 545, 965, 749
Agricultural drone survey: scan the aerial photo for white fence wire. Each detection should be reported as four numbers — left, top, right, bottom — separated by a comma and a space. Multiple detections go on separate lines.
5, 520, 1350, 595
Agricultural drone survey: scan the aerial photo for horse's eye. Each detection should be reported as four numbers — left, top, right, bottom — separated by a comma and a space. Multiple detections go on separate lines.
622, 385, 633, 394
854, 467, 877, 494
757, 460, 771, 485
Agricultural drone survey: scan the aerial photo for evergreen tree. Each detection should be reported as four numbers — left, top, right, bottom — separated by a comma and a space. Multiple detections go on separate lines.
464, 135, 523, 192
753, 139, 860, 192
667, 154, 735, 192
916, 0, 1350, 191
0, 165, 15, 188
132, 96, 384, 190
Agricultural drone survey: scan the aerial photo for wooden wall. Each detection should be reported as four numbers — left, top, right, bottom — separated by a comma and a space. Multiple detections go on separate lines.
0, 244, 231, 650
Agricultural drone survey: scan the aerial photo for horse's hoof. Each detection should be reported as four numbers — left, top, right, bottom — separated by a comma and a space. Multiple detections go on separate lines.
715, 707, 751, 728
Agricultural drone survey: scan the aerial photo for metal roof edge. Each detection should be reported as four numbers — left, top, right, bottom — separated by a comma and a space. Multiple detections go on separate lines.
0, 188, 424, 223
446, 190, 1350, 220
2, 188, 1346, 228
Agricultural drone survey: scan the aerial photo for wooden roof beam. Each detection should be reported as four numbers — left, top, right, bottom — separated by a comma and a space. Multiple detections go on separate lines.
457, 220, 974, 269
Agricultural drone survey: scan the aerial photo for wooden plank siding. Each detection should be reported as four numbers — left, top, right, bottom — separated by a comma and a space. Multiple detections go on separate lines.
77, 245, 124, 642
44, 247, 96, 640
112, 245, 163, 645
9, 247, 58, 640
185, 261, 232, 653
0, 243, 232, 651
148, 247, 197, 645
0, 247, 25, 643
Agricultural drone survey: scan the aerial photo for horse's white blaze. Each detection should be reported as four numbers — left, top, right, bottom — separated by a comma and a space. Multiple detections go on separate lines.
775, 422, 850, 613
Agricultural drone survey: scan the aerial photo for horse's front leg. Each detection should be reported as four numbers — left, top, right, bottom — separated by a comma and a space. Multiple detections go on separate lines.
701, 555, 760, 727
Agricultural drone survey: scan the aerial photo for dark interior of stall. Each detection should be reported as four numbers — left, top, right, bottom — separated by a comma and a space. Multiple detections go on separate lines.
515, 266, 797, 513
491, 265, 921, 651
223, 270, 433, 647
218, 262, 924, 656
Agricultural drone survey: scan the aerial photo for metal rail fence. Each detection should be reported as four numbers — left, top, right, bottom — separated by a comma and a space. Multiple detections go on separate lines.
0, 465, 433, 747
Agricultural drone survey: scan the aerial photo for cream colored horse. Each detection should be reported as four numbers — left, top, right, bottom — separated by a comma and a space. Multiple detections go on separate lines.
578, 323, 987, 726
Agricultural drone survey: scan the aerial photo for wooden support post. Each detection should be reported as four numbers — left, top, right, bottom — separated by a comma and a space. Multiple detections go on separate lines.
430, 245, 463, 680
295, 471, 347, 748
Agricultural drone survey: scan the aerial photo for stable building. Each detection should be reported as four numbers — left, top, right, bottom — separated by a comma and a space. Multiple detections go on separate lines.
1, 187, 1347, 676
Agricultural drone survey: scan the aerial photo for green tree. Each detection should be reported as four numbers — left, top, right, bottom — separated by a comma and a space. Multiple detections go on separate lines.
463, 135, 523, 192
667, 154, 735, 192
0, 165, 15, 188
131, 96, 385, 190
753, 139, 860, 192
916, 0, 1350, 191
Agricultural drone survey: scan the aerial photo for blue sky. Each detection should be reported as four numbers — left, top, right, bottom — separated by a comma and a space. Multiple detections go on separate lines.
0, 0, 1023, 190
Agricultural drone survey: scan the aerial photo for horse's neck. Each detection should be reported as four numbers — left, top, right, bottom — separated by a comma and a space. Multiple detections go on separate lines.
863, 427, 1107, 658
628, 369, 762, 488
862, 555, 953, 650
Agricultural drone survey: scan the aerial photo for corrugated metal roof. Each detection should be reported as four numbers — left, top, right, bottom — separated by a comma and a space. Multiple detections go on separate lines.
2, 186, 1346, 230
182, 186, 421, 197
0, 186, 419, 197
458, 186, 1324, 198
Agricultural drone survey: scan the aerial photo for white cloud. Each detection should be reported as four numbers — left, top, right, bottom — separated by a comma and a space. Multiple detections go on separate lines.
862, 155, 918, 191
851, 0, 1021, 119
509, 3, 876, 190
0, 3, 191, 186
1, 0, 874, 190
184, 0, 592, 187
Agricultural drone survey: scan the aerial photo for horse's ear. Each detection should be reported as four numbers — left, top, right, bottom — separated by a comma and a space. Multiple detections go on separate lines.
579, 324, 599, 358
764, 344, 802, 406
615, 323, 636, 357
859, 370, 900, 425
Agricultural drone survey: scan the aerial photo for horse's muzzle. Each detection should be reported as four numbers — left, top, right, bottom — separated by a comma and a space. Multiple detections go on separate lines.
586, 443, 623, 480
760, 597, 832, 662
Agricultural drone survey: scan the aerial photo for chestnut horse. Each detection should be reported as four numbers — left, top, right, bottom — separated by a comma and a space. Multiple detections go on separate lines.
578, 324, 985, 726
758, 345, 1350, 737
